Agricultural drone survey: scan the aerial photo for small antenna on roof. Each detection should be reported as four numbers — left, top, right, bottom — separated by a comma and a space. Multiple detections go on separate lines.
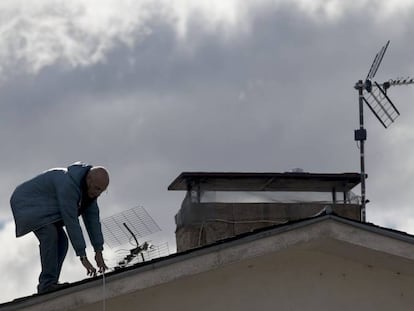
101, 206, 169, 269
354, 40, 412, 221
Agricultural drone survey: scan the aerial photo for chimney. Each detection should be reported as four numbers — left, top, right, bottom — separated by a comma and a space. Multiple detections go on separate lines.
168, 171, 362, 252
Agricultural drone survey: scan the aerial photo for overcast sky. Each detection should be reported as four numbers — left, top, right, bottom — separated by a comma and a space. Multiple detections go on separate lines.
2, 0, 414, 303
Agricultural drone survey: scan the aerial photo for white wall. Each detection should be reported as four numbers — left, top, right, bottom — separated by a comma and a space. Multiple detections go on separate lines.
78, 248, 414, 311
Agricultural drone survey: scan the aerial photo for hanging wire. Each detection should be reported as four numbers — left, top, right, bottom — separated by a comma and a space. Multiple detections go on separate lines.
102, 272, 106, 311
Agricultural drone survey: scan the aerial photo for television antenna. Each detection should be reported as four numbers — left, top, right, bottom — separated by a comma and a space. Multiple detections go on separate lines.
101, 206, 169, 268
354, 40, 414, 221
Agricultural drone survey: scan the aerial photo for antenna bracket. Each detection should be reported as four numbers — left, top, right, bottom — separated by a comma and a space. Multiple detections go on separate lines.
354, 129, 367, 141
364, 80, 372, 92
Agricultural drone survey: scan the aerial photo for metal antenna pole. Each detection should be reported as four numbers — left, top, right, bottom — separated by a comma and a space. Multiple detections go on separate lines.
355, 80, 367, 221
353, 40, 410, 222
354, 40, 391, 222
123, 222, 139, 247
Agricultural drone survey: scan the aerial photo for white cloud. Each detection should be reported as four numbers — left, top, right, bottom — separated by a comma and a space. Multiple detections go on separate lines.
0, 0, 152, 77
0, 220, 164, 301
0, 222, 39, 301
0, 0, 391, 78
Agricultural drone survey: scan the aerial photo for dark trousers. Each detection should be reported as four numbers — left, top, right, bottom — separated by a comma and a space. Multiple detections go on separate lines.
33, 222, 68, 293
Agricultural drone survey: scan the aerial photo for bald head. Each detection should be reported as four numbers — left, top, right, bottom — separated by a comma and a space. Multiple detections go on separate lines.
86, 166, 110, 199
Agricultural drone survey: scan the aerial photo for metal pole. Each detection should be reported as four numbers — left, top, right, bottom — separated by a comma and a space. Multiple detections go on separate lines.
123, 222, 139, 247
355, 80, 367, 221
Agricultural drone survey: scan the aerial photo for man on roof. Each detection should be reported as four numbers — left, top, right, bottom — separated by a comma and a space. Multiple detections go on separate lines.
10, 162, 109, 294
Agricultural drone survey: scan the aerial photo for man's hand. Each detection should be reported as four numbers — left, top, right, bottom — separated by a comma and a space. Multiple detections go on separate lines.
80, 257, 97, 277
95, 251, 108, 273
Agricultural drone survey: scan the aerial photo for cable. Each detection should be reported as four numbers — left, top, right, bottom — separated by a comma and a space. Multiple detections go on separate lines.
102, 272, 106, 311
196, 205, 334, 246
197, 218, 287, 247
203, 218, 288, 225
198, 222, 205, 246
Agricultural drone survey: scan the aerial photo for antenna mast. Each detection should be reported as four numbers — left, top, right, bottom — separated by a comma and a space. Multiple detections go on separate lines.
354, 40, 412, 221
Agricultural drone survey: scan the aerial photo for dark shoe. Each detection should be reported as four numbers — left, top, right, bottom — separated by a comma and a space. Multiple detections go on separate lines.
38, 282, 70, 294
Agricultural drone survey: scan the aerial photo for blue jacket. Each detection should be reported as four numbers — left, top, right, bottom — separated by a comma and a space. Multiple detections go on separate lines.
10, 162, 104, 257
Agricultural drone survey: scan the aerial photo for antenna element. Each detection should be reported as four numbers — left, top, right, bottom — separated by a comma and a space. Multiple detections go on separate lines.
101, 206, 169, 269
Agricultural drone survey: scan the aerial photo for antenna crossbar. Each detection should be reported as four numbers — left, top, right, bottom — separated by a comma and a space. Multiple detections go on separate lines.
362, 97, 388, 128
363, 82, 400, 128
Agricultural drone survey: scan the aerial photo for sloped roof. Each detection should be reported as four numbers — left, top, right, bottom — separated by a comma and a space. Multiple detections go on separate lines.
2, 212, 414, 311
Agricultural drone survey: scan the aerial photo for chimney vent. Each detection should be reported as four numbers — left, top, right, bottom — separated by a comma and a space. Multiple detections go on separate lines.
169, 171, 361, 252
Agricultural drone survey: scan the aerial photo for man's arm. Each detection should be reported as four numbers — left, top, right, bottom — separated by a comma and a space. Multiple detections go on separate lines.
54, 175, 87, 257
82, 201, 108, 272
82, 201, 104, 252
